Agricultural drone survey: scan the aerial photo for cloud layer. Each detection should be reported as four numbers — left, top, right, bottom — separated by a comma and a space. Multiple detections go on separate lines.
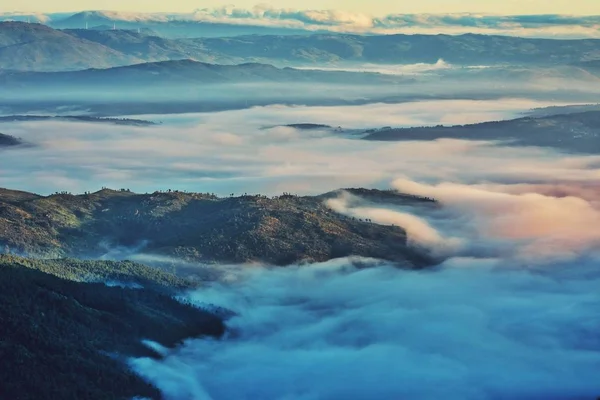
125, 133, 600, 398
0, 98, 590, 196
3, 7, 600, 38
131, 257, 600, 400
392, 179, 600, 260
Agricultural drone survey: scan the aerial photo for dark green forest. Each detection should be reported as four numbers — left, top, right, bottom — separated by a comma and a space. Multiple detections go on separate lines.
0, 255, 225, 400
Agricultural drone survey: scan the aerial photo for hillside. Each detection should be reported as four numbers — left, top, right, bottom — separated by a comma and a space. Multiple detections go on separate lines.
1, 255, 197, 292
363, 110, 600, 154
525, 103, 600, 118
0, 255, 225, 400
0, 22, 140, 71
0, 59, 402, 89
0, 132, 23, 147
0, 115, 155, 126
576, 59, 600, 77
185, 33, 600, 66
63, 28, 218, 63
0, 188, 431, 267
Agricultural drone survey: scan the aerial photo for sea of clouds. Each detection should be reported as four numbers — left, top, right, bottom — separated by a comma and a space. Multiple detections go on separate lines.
0, 98, 580, 195
130, 173, 600, 398
127, 154, 600, 398
130, 255, 600, 400
2, 97, 600, 399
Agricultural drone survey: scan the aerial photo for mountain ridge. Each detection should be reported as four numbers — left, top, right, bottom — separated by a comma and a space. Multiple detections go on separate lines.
363, 110, 600, 154
0, 58, 402, 89
0, 21, 142, 71
0, 187, 433, 267
2, 22, 600, 71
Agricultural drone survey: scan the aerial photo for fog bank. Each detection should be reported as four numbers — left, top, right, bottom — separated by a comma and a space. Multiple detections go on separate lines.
0, 99, 589, 196
131, 257, 600, 400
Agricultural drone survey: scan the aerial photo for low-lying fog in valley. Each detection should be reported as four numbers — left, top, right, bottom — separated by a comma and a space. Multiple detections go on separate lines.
0, 98, 584, 195
4, 95, 600, 398
132, 257, 600, 400
125, 149, 600, 398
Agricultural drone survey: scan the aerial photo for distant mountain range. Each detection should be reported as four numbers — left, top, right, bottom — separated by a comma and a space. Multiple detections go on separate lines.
190, 34, 600, 67
0, 59, 403, 90
0, 22, 141, 71
3, 55, 600, 116
2, 22, 600, 71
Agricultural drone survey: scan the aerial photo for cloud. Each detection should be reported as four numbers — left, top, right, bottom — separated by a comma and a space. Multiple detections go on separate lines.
10, 8, 600, 38
0, 99, 597, 197
296, 59, 457, 76
0, 12, 51, 23
184, 10, 600, 38
326, 191, 463, 257
392, 179, 600, 260
130, 257, 600, 400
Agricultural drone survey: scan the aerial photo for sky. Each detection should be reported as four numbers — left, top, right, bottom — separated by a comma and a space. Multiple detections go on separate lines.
4, 0, 600, 15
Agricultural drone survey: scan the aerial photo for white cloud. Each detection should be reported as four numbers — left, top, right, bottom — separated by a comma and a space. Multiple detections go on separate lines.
4, 8, 600, 38
131, 256, 600, 399
6, 8, 598, 38
392, 179, 600, 260
0, 11, 50, 23
326, 191, 463, 257
0, 98, 595, 197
